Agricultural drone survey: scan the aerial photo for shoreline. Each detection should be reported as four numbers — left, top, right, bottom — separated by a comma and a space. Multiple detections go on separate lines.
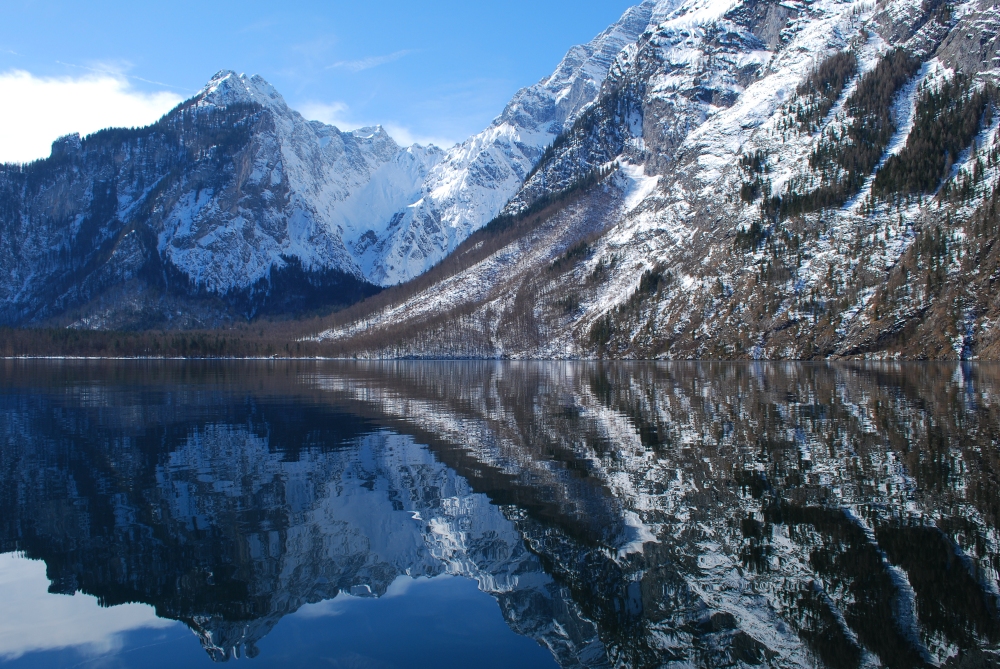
1, 356, 992, 363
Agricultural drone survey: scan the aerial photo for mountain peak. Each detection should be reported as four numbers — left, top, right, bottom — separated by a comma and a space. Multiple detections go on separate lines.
501, 0, 658, 133
196, 70, 287, 110
349, 125, 388, 140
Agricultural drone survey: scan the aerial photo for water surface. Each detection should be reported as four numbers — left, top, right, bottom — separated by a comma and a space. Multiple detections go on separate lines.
0, 361, 998, 668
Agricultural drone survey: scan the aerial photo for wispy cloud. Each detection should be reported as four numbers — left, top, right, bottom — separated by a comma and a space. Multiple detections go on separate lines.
292, 36, 339, 62
237, 18, 279, 34
382, 122, 459, 150
299, 101, 353, 128
55, 60, 191, 92
0, 69, 182, 163
0, 554, 175, 661
328, 50, 414, 73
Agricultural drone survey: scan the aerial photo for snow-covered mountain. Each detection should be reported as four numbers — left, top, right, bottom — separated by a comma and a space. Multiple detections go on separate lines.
360, 0, 665, 285
5, 0, 1000, 356
0, 4, 667, 328
165, 72, 444, 297
0, 70, 409, 327
314, 0, 1000, 361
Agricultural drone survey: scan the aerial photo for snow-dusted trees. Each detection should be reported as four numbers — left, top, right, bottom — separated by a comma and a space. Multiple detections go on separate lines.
874, 76, 994, 197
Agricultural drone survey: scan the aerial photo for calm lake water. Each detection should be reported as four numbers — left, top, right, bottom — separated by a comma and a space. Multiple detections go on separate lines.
0, 360, 998, 668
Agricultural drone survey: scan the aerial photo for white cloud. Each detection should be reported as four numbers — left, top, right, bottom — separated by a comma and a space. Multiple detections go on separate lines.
299, 101, 459, 150
299, 100, 353, 128
328, 50, 413, 73
0, 553, 176, 660
382, 123, 460, 150
292, 575, 444, 620
0, 70, 183, 164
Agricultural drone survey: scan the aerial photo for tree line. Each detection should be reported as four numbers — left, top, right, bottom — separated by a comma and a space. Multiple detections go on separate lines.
873, 76, 995, 197
772, 49, 923, 220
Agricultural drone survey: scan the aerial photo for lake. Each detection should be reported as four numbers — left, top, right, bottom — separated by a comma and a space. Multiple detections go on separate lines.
0, 360, 998, 668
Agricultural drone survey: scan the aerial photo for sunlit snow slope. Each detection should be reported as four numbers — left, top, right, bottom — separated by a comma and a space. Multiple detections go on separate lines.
361, 1, 670, 285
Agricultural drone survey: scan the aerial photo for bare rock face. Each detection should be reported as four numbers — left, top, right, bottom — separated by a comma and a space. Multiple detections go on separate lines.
934, 0, 1000, 73
500, 0, 774, 217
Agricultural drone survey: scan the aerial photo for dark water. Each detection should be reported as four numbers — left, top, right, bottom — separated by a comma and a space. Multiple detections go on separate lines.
0, 361, 998, 668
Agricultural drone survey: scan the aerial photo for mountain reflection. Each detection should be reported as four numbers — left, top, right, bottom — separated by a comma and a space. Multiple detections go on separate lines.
1, 361, 999, 668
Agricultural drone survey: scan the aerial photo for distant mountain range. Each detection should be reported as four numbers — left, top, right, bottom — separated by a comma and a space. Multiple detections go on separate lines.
2, 0, 1000, 358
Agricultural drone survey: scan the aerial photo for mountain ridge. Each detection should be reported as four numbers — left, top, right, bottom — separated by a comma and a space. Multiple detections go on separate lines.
0, 5, 656, 328
3, 0, 1000, 360
361, 0, 669, 285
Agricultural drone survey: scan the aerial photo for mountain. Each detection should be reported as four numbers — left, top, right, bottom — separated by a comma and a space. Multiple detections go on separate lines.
313, 0, 1000, 361
0, 71, 401, 327
4, 0, 1000, 359
361, 0, 664, 285
0, 5, 661, 329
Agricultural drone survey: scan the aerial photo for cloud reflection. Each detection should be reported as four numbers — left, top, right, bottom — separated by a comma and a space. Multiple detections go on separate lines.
0, 553, 176, 661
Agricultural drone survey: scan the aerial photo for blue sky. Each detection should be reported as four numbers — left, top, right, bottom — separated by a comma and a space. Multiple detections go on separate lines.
0, 0, 637, 162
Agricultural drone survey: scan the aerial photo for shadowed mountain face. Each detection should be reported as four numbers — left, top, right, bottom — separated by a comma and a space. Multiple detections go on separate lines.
0, 81, 394, 329
1, 361, 999, 667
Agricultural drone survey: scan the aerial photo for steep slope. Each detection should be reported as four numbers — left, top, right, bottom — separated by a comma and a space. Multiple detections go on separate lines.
167, 72, 444, 297
314, 0, 1000, 361
361, 1, 668, 285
